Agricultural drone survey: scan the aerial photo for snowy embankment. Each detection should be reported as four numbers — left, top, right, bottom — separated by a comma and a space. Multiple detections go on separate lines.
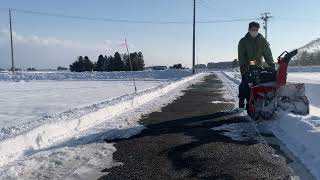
0, 72, 206, 179
220, 70, 320, 179
0, 69, 192, 81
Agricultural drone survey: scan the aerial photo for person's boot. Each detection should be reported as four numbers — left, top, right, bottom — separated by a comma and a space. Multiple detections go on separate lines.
239, 98, 245, 108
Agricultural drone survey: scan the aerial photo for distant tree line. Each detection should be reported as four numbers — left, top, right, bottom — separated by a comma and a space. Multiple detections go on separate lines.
57, 66, 68, 71
291, 51, 320, 66
70, 56, 94, 72
171, 64, 183, 69
70, 52, 145, 72
27, 67, 37, 71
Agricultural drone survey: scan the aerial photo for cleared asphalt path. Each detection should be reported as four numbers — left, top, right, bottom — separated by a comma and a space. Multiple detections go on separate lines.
99, 74, 292, 180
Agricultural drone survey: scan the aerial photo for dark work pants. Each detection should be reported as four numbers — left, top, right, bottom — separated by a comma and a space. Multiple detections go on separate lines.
238, 75, 250, 107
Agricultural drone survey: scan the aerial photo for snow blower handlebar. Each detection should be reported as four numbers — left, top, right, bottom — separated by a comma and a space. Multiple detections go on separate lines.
277, 49, 298, 85
277, 49, 298, 64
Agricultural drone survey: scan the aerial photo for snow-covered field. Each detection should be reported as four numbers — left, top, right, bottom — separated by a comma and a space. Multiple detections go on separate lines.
0, 70, 205, 179
0, 80, 169, 128
220, 70, 320, 179
0, 80, 166, 128
0, 70, 192, 138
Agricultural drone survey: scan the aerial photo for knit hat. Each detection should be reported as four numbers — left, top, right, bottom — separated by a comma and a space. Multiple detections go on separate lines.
249, 22, 260, 29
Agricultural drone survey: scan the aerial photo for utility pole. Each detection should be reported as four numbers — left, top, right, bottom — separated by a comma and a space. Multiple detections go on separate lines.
260, 12, 272, 41
192, 0, 196, 74
124, 38, 137, 94
9, 9, 15, 74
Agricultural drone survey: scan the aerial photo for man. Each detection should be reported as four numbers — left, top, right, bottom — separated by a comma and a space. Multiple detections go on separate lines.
238, 22, 275, 109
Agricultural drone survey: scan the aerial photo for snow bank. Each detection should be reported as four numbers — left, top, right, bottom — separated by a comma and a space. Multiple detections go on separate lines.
215, 71, 239, 106
221, 71, 241, 84
1, 142, 121, 180
0, 69, 192, 81
288, 66, 320, 73
263, 107, 320, 178
0, 73, 205, 168
288, 72, 320, 84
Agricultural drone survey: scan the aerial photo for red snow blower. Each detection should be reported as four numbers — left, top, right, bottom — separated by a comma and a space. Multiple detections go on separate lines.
246, 49, 309, 120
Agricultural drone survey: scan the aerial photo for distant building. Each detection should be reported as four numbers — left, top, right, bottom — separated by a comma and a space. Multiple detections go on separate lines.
152, 66, 167, 70
195, 64, 206, 69
207, 61, 234, 69
10, 67, 22, 72
207, 62, 216, 69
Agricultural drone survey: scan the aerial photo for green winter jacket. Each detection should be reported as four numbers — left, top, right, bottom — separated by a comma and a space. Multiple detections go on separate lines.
238, 33, 274, 75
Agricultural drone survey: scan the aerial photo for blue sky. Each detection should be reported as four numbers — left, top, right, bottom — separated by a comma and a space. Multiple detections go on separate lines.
0, 0, 319, 69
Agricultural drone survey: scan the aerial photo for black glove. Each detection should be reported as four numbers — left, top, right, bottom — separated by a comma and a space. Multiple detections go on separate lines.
269, 62, 275, 68
240, 65, 248, 76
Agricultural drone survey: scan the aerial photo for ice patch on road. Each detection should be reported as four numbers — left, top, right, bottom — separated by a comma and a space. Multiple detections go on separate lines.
211, 100, 230, 104
211, 122, 260, 142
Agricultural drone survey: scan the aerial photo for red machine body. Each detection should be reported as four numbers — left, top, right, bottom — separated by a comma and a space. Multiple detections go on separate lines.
247, 49, 309, 120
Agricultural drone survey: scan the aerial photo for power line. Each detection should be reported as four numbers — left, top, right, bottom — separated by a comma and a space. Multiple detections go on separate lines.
276, 17, 320, 22
3, 7, 320, 25
198, 0, 211, 9
0, 8, 9, 11
4, 8, 257, 25
198, 18, 259, 23
201, 0, 217, 7
199, 0, 210, 6
199, 0, 215, 10
11, 8, 192, 24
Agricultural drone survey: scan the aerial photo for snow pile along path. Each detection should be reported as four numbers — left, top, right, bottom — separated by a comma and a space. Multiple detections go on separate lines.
0, 73, 206, 170
220, 70, 320, 179
2, 142, 121, 180
0, 69, 192, 81
262, 107, 320, 179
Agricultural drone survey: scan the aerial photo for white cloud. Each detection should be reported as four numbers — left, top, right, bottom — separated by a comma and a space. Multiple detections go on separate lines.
0, 28, 128, 52
0, 28, 142, 68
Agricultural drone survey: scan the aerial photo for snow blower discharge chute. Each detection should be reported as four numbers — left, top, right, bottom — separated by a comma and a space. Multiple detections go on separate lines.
246, 49, 310, 120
